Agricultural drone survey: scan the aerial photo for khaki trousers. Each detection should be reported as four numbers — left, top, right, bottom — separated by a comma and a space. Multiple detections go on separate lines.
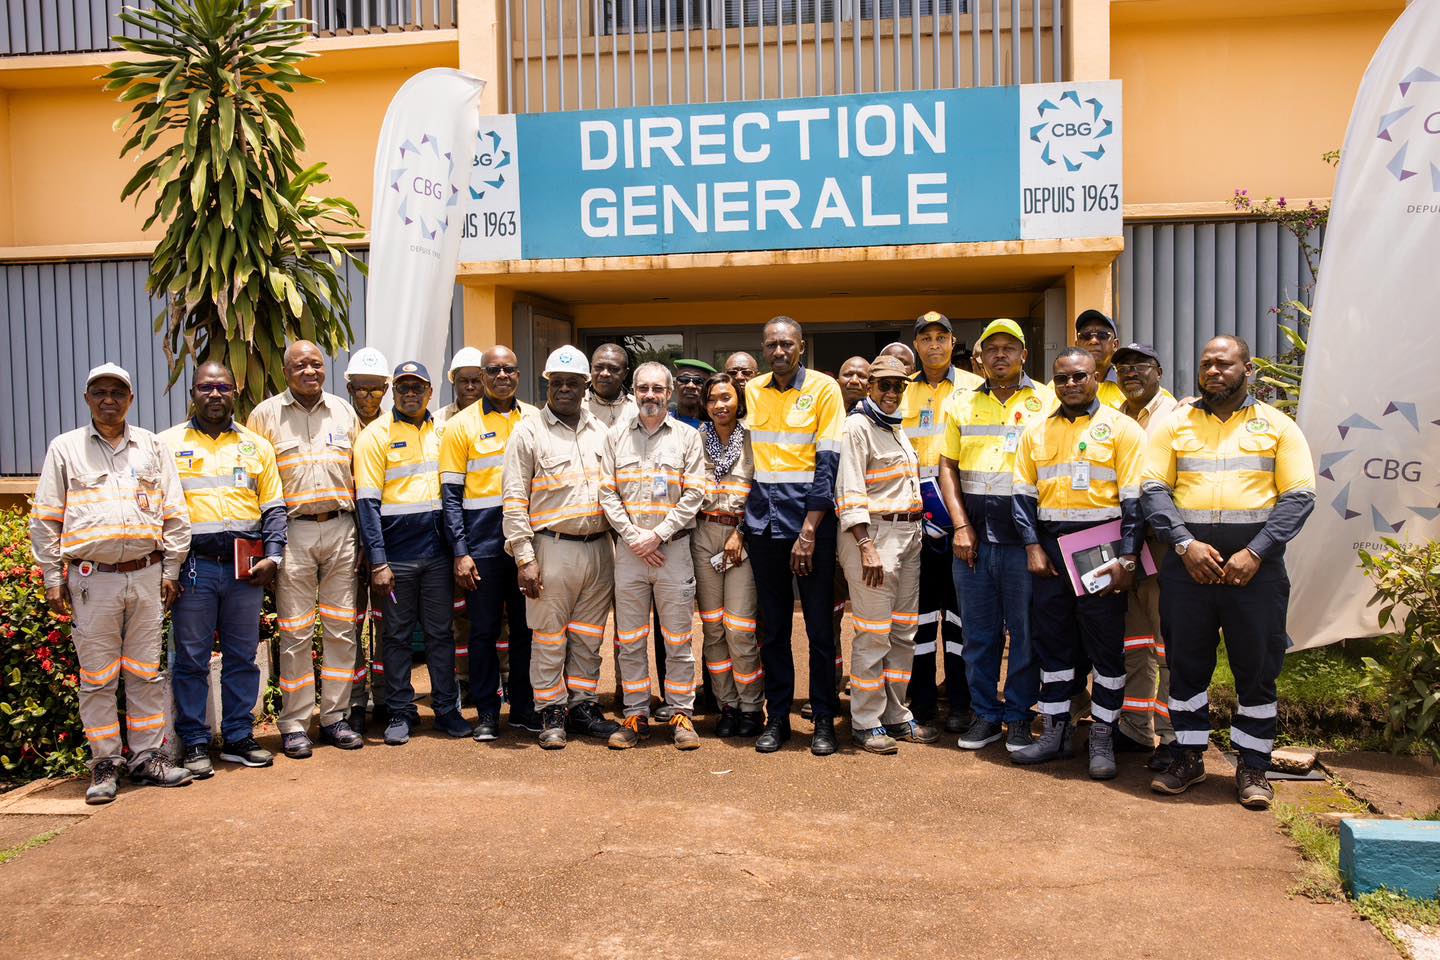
614, 535, 698, 717
69, 564, 167, 768
527, 535, 614, 710
274, 515, 359, 733
839, 520, 922, 730
1119, 574, 1175, 745
690, 519, 762, 712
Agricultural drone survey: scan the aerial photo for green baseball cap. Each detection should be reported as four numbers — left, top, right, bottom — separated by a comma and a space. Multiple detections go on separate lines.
978, 318, 1026, 346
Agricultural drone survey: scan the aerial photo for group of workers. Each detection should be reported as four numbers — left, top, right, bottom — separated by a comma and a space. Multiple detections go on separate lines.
29, 307, 1314, 813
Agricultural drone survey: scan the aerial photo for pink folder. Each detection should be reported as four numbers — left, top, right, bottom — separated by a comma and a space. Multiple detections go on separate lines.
1055, 519, 1157, 598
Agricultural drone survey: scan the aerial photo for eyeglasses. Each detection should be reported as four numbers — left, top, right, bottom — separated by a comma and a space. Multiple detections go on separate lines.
1115, 362, 1157, 375
1051, 373, 1092, 385
349, 385, 388, 396
195, 383, 235, 395
483, 364, 518, 376
1077, 329, 1115, 343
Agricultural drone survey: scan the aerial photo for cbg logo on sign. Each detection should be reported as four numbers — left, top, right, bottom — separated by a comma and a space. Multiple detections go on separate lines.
385, 133, 463, 254
1018, 83, 1122, 241
462, 117, 522, 260
1315, 398, 1440, 548
1374, 65, 1440, 203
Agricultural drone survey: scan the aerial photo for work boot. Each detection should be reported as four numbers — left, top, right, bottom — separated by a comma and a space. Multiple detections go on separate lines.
671, 713, 701, 751
854, 727, 899, 755
1114, 727, 1151, 753
347, 704, 369, 737
282, 731, 313, 760
538, 705, 568, 750
471, 712, 501, 742
383, 714, 414, 747
319, 719, 364, 750
755, 717, 791, 753
714, 705, 740, 738
567, 701, 621, 739
944, 709, 974, 735
1088, 723, 1118, 780
1147, 741, 1175, 772
608, 714, 648, 750
1236, 765, 1275, 810
508, 705, 544, 733
800, 701, 814, 721
886, 720, 941, 744
1150, 747, 1206, 795
736, 711, 765, 738
434, 709, 471, 739
810, 716, 838, 756
129, 753, 194, 788
1011, 716, 1073, 765
956, 716, 1003, 750
182, 744, 214, 780
219, 736, 274, 768
653, 703, 677, 723
86, 759, 123, 805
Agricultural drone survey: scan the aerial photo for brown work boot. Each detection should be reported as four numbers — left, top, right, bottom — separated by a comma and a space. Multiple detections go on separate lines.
538, 705, 568, 750
1236, 765, 1275, 810
608, 714, 648, 750
671, 713, 701, 750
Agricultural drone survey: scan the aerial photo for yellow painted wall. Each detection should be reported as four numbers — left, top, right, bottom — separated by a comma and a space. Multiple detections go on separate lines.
1114, 3, 1401, 205
1, 57, 443, 248
571, 291, 1041, 329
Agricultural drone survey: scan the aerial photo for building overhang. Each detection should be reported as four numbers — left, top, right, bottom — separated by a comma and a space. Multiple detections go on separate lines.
457, 236, 1124, 304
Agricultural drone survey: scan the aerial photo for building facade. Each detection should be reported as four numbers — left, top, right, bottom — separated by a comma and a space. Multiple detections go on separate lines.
0, 0, 1402, 491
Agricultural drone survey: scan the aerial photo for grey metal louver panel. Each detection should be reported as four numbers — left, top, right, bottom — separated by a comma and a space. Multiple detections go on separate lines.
1116, 218, 1322, 397
0, 251, 464, 476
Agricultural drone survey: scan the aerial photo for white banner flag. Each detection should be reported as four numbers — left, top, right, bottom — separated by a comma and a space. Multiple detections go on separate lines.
364, 69, 485, 401
1286, 0, 1440, 650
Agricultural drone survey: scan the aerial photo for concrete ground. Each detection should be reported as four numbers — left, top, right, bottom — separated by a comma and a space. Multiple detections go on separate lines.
0, 625, 1395, 960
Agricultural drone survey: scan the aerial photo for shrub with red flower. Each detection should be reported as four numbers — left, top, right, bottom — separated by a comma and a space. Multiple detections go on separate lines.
0, 507, 87, 784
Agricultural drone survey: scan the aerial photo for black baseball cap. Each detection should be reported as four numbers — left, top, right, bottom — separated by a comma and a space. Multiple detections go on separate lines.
1076, 309, 1116, 333
1112, 342, 1161, 365
913, 310, 953, 337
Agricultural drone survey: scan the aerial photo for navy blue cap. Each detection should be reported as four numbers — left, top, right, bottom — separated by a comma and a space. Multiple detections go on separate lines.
392, 361, 431, 383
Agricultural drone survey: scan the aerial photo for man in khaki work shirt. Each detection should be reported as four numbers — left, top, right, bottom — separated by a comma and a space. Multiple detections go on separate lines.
247, 340, 365, 758
600, 361, 707, 751
30, 363, 195, 804
502, 345, 623, 749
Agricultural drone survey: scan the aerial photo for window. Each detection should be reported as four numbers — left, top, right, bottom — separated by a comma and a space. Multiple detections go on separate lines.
598, 0, 966, 35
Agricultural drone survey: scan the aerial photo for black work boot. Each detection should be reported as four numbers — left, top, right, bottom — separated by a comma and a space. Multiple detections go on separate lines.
1150, 747, 1206, 795
538, 705, 568, 750
567, 701, 620, 739
714, 705, 740, 738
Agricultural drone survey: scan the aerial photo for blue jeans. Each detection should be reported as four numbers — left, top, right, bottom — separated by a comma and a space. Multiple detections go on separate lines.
381, 554, 459, 719
172, 555, 265, 746
954, 541, 1037, 724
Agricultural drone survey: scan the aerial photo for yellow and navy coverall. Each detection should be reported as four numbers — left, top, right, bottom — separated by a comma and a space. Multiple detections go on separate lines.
354, 409, 457, 721
901, 365, 982, 722
441, 397, 538, 721
1140, 396, 1315, 770
158, 418, 286, 747
744, 366, 845, 722
1012, 401, 1146, 726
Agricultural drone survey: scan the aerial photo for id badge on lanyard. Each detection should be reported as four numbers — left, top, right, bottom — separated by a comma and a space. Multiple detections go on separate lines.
1003, 428, 1021, 455
1072, 442, 1090, 490
652, 472, 670, 500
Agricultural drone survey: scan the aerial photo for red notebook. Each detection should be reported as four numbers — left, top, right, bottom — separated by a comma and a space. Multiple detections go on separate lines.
233, 538, 265, 579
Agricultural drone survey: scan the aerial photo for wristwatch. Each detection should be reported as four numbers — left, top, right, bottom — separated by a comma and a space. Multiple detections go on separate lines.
1175, 539, 1194, 556
1117, 557, 1137, 572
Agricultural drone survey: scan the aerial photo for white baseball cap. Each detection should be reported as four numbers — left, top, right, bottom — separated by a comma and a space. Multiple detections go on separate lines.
448, 346, 486, 381
85, 362, 133, 392
543, 345, 591, 380
344, 347, 390, 381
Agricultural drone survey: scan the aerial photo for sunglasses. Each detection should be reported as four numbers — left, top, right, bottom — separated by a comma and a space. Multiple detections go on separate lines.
484, 364, 519, 376
1052, 373, 1093, 386
675, 375, 706, 385
873, 378, 907, 394
1077, 329, 1115, 343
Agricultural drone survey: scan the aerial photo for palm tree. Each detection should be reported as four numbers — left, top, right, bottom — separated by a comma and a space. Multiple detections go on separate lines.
103, 0, 364, 413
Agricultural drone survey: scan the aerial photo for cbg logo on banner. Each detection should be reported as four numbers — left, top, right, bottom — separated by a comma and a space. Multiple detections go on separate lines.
385, 133, 464, 248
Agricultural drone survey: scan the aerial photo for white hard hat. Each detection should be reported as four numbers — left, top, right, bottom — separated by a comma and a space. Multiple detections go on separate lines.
543, 345, 591, 380
85, 362, 133, 391
344, 347, 390, 381
447, 346, 486, 382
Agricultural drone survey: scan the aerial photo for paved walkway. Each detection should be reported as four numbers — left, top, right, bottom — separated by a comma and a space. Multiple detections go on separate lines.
0, 634, 1394, 960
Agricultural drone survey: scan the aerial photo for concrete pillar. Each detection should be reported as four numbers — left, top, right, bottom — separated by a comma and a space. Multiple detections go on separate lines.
462, 282, 515, 350
1065, 261, 1114, 346
458, 0, 507, 115
1063, 0, 1111, 81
